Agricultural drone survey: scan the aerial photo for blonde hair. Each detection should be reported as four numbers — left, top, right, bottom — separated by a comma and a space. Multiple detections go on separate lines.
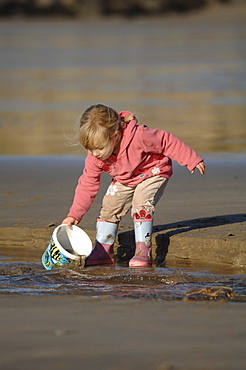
78, 104, 135, 150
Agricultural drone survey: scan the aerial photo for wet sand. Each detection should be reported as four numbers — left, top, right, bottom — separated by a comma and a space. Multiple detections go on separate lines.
0, 294, 245, 370
0, 157, 246, 369
0, 155, 245, 267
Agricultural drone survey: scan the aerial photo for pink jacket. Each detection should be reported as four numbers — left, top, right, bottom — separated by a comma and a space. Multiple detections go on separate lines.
67, 111, 203, 222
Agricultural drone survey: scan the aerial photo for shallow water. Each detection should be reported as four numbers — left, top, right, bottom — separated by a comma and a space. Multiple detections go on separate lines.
0, 9, 246, 155
0, 248, 245, 301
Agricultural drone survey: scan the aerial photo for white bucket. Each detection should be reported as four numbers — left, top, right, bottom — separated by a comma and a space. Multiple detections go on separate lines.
53, 224, 92, 260
42, 224, 92, 270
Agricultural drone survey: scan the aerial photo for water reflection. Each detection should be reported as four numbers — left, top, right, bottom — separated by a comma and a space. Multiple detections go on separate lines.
0, 13, 245, 155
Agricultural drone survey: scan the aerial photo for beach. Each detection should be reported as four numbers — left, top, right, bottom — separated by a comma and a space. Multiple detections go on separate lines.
1, 295, 246, 370
0, 2, 246, 368
1, 155, 245, 267
0, 155, 246, 369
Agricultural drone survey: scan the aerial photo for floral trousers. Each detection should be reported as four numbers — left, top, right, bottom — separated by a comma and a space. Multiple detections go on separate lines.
98, 176, 169, 223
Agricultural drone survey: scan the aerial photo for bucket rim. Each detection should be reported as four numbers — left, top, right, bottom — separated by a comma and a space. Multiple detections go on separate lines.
52, 224, 92, 260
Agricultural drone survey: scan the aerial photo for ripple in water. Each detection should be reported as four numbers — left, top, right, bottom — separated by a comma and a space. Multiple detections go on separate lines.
0, 257, 245, 301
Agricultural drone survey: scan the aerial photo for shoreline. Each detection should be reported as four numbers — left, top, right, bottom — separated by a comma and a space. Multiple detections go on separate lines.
0, 155, 245, 268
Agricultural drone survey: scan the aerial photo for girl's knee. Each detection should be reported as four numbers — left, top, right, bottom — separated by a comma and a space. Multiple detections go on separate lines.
132, 204, 154, 220
98, 208, 121, 223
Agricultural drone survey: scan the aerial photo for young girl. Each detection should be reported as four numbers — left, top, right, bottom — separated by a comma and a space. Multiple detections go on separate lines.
62, 104, 205, 267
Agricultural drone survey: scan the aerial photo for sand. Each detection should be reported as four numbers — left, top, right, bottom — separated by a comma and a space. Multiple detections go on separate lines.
0, 155, 245, 267
0, 155, 246, 369
0, 294, 245, 370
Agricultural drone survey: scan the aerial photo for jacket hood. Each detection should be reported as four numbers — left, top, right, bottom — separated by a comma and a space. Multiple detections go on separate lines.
118, 111, 138, 154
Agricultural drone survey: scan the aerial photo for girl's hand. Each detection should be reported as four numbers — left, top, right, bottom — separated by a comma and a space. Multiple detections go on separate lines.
62, 217, 79, 227
191, 161, 206, 175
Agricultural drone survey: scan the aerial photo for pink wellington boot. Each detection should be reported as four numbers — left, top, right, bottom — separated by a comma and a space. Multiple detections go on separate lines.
85, 219, 118, 267
129, 218, 153, 268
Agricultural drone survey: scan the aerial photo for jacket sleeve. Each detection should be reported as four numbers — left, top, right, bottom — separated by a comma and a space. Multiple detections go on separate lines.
67, 154, 103, 222
139, 126, 203, 172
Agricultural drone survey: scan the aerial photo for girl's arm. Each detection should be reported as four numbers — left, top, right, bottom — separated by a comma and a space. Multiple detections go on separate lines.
65, 154, 103, 223
140, 127, 204, 173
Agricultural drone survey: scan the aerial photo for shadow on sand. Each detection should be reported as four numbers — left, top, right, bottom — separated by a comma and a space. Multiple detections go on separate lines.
117, 214, 246, 264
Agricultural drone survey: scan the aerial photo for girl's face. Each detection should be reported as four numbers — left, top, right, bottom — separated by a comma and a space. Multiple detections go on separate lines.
89, 132, 121, 161
89, 143, 114, 161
